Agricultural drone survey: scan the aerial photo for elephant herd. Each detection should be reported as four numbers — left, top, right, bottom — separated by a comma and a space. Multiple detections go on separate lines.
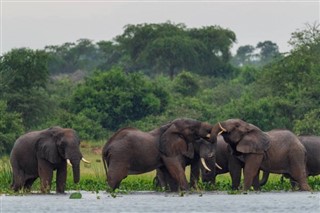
9, 118, 320, 193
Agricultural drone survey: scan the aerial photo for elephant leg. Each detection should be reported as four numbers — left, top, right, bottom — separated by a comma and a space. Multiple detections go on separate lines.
289, 177, 299, 190
229, 159, 242, 190
289, 158, 311, 191
163, 169, 179, 191
162, 156, 189, 191
243, 154, 263, 191
252, 172, 260, 191
11, 168, 25, 192
38, 159, 54, 193
56, 162, 67, 193
190, 160, 200, 189
107, 162, 128, 190
24, 178, 37, 192
155, 167, 168, 189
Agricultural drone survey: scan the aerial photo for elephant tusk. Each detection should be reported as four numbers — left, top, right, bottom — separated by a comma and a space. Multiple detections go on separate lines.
215, 163, 222, 170
206, 133, 211, 139
201, 158, 211, 172
82, 157, 91, 164
218, 130, 224, 136
218, 122, 227, 133
66, 159, 72, 167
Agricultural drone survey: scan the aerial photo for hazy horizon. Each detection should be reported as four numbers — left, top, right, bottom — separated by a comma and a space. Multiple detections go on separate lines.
1, 1, 319, 55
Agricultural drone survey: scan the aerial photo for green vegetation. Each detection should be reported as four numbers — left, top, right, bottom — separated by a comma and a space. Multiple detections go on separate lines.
0, 22, 319, 193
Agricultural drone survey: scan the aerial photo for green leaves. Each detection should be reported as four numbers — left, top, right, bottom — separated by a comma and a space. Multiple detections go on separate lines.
0, 48, 51, 129
69, 68, 169, 131
116, 22, 236, 78
0, 101, 24, 155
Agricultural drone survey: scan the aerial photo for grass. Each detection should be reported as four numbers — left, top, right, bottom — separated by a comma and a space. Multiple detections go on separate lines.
1, 142, 320, 194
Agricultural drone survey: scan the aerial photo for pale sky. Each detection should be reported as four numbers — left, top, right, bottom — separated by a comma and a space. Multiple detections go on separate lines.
1, 0, 319, 56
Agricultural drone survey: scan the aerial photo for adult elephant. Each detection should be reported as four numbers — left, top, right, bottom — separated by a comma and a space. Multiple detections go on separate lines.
10, 127, 90, 193
214, 119, 311, 191
260, 135, 320, 187
201, 135, 244, 190
102, 118, 219, 191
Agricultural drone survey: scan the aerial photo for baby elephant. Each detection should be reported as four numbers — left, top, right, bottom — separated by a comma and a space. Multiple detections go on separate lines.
10, 127, 90, 193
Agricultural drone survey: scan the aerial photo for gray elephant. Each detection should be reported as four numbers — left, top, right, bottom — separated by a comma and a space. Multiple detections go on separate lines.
102, 118, 218, 191
10, 127, 90, 193
201, 135, 244, 190
214, 119, 311, 191
260, 135, 320, 187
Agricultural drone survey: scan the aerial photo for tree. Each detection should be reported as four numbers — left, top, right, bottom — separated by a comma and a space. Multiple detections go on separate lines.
243, 23, 320, 130
96, 41, 124, 71
45, 39, 98, 75
173, 71, 200, 96
256, 40, 281, 65
0, 48, 51, 128
115, 22, 236, 78
69, 68, 170, 130
0, 101, 24, 155
232, 45, 256, 67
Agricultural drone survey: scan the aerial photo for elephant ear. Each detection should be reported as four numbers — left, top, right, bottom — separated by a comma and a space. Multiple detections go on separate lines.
159, 123, 194, 158
236, 126, 270, 154
36, 127, 64, 164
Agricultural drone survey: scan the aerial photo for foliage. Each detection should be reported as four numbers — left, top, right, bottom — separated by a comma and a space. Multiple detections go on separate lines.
294, 109, 320, 135
0, 48, 51, 129
173, 71, 200, 96
1, 22, 319, 153
45, 39, 99, 75
0, 101, 24, 155
232, 40, 282, 67
69, 68, 170, 131
0, 158, 13, 193
116, 22, 236, 78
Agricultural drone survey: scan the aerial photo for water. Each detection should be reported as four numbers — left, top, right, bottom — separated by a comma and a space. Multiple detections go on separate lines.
1, 191, 319, 213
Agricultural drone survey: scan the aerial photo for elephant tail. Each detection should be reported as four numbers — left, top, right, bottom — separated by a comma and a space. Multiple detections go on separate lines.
259, 171, 269, 186
102, 153, 108, 178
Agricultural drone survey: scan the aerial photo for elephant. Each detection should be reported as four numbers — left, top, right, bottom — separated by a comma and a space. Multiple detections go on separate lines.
260, 135, 320, 187
153, 137, 221, 190
201, 135, 244, 190
214, 119, 311, 191
102, 118, 219, 191
10, 126, 90, 193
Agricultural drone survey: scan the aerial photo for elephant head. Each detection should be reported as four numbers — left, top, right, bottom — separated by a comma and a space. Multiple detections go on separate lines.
35, 126, 89, 183
159, 118, 215, 170
214, 119, 270, 154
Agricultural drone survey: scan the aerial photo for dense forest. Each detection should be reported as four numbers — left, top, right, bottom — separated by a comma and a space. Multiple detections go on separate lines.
1, 22, 319, 155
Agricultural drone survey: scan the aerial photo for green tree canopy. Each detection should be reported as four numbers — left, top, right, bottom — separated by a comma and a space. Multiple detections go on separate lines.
0, 48, 51, 128
0, 101, 24, 155
115, 22, 237, 78
69, 68, 170, 130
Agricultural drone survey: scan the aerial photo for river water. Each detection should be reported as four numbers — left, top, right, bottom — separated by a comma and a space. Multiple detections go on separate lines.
1, 191, 319, 213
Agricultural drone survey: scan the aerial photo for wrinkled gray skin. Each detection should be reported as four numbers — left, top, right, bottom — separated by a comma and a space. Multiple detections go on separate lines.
260, 135, 320, 187
10, 127, 84, 193
201, 136, 269, 190
214, 119, 311, 191
201, 136, 244, 190
102, 118, 216, 191
154, 137, 217, 190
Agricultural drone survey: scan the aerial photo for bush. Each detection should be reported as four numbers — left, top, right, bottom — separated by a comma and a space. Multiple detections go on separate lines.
0, 101, 24, 155
173, 71, 199, 96
294, 109, 320, 135
69, 68, 170, 131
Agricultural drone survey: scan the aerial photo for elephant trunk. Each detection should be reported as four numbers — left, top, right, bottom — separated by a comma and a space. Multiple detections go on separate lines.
70, 159, 80, 183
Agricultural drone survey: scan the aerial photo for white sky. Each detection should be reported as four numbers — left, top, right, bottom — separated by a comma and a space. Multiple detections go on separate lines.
1, 0, 319, 56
